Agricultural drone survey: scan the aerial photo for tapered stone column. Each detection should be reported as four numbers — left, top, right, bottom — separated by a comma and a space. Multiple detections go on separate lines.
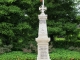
35, 1, 51, 60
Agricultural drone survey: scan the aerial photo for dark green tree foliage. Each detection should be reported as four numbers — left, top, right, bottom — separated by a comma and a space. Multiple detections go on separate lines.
76, 15, 80, 40
45, 0, 78, 41
0, 0, 78, 50
0, 0, 33, 50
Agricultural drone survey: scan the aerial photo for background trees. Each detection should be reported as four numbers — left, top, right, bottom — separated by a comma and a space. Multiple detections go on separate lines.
0, 0, 79, 51
0, 0, 32, 50
46, 0, 78, 42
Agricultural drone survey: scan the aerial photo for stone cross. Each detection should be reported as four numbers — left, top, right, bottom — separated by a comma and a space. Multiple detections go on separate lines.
39, 0, 47, 14
39, 5, 47, 13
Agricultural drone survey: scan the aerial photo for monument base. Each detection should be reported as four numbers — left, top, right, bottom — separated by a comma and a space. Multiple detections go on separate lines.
36, 37, 51, 60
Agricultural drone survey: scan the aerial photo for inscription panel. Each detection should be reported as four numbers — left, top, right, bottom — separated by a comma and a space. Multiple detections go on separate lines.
39, 46, 48, 59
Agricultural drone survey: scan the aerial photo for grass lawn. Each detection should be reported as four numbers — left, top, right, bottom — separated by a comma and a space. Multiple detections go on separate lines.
0, 51, 36, 60
0, 48, 80, 60
50, 48, 80, 60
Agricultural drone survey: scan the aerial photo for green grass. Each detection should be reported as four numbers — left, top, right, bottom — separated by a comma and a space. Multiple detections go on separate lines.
0, 48, 80, 60
50, 48, 80, 59
0, 51, 36, 60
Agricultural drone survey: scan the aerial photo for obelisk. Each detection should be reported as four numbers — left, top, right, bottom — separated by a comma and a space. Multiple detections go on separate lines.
36, 0, 51, 60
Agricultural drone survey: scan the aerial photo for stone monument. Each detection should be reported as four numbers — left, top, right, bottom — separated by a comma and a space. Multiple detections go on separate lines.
36, 0, 51, 60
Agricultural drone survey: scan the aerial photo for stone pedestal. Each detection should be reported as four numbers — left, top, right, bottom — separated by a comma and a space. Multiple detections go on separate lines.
35, 5, 51, 60
36, 37, 50, 60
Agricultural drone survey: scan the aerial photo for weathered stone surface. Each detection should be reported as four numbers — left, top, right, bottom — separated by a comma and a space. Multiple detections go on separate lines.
35, 1, 51, 60
36, 37, 50, 60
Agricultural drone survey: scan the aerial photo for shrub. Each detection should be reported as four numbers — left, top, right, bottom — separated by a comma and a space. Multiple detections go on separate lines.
75, 47, 80, 52
22, 43, 37, 53
0, 45, 13, 54
0, 47, 5, 54
68, 46, 80, 52
68, 46, 75, 51
49, 42, 56, 53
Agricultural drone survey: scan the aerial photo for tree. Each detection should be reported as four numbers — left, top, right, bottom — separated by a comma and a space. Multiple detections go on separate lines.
76, 15, 80, 40
0, 0, 32, 50
45, 0, 78, 42
0, 0, 79, 50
